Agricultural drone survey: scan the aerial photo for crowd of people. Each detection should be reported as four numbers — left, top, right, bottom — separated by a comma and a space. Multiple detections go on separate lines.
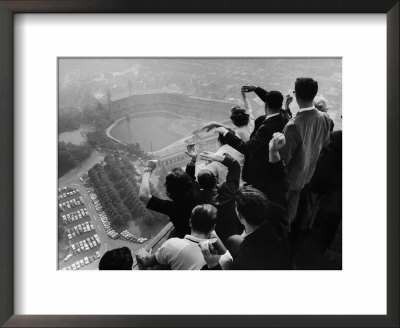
98, 77, 342, 270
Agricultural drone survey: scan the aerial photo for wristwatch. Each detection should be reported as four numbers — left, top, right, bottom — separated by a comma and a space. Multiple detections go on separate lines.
143, 167, 153, 173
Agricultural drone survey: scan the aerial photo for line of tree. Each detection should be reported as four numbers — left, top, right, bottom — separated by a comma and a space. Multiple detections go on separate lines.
88, 155, 155, 232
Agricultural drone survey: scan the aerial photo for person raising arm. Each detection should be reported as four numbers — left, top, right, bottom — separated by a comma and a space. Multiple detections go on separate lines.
139, 159, 196, 238
138, 160, 158, 206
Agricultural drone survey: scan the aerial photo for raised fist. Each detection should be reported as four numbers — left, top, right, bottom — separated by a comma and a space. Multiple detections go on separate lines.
185, 143, 198, 161
242, 85, 257, 93
269, 133, 286, 152
145, 160, 158, 170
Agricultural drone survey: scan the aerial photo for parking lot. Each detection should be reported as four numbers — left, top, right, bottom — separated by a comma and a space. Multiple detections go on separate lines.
57, 155, 159, 270
58, 187, 101, 270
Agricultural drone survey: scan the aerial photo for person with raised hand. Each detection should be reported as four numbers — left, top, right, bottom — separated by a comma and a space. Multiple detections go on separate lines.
185, 149, 241, 245
139, 158, 196, 238
212, 90, 289, 202
202, 86, 255, 142
199, 133, 294, 270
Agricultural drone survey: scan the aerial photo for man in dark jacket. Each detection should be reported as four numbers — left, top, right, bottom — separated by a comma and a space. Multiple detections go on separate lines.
199, 133, 293, 270
214, 90, 289, 205
243, 85, 292, 134
185, 146, 241, 246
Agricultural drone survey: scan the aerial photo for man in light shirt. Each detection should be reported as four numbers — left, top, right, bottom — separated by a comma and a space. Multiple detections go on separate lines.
279, 78, 332, 230
135, 204, 232, 270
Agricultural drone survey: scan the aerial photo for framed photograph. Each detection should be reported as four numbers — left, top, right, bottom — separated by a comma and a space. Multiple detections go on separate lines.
1, 1, 398, 327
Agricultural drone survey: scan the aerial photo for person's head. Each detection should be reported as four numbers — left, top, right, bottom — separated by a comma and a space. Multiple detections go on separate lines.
264, 91, 284, 113
235, 186, 270, 227
189, 204, 217, 235
197, 170, 217, 191
294, 78, 318, 105
314, 96, 328, 112
165, 168, 193, 202
98, 247, 133, 270
230, 106, 250, 127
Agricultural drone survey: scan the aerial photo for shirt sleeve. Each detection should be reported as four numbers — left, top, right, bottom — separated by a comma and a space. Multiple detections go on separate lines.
280, 123, 299, 165
146, 196, 171, 216
254, 87, 269, 103
155, 240, 172, 266
224, 123, 269, 155
242, 94, 255, 134
219, 154, 240, 198
185, 162, 196, 180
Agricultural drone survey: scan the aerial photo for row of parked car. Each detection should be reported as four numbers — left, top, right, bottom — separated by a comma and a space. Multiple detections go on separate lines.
58, 186, 68, 193
98, 212, 119, 239
83, 183, 120, 240
70, 235, 101, 255
66, 221, 95, 239
58, 189, 78, 200
120, 230, 147, 244
61, 207, 90, 225
59, 196, 84, 211
61, 251, 101, 270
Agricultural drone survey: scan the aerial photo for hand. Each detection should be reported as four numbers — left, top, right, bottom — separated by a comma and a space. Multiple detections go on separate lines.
145, 160, 158, 170
285, 94, 293, 107
185, 143, 197, 161
199, 240, 221, 269
214, 127, 229, 135
269, 133, 286, 152
199, 151, 224, 163
202, 122, 222, 132
135, 248, 150, 262
242, 85, 257, 93
207, 230, 219, 240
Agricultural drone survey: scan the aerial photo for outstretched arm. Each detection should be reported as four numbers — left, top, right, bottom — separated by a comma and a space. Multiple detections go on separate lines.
185, 143, 198, 180
139, 160, 158, 206
241, 86, 255, 133
202, 121, 230, 132
214, 124, 269, 156
242, 84, 269, 103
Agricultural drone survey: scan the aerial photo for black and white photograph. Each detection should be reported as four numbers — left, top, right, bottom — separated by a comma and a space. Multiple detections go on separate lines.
58, 58, 342, 271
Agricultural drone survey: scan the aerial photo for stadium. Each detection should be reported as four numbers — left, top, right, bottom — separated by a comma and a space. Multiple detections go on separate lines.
107, 89, 238, 170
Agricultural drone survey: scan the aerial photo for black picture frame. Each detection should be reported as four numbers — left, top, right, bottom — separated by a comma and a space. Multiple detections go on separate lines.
0, 1, 398, 327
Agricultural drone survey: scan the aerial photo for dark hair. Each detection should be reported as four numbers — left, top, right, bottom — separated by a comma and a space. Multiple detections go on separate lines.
235, 186, 270, 226
197, 170, 216, 191
230, 106, 249, 127
265, 91, 284, 110
98, 247, 133, 270
295, 78, 318, 101
190, 204, 217, 234
165, 168, 193, 202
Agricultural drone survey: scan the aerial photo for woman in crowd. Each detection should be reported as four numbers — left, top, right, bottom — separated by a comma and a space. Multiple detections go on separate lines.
139, 160, 197, 238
